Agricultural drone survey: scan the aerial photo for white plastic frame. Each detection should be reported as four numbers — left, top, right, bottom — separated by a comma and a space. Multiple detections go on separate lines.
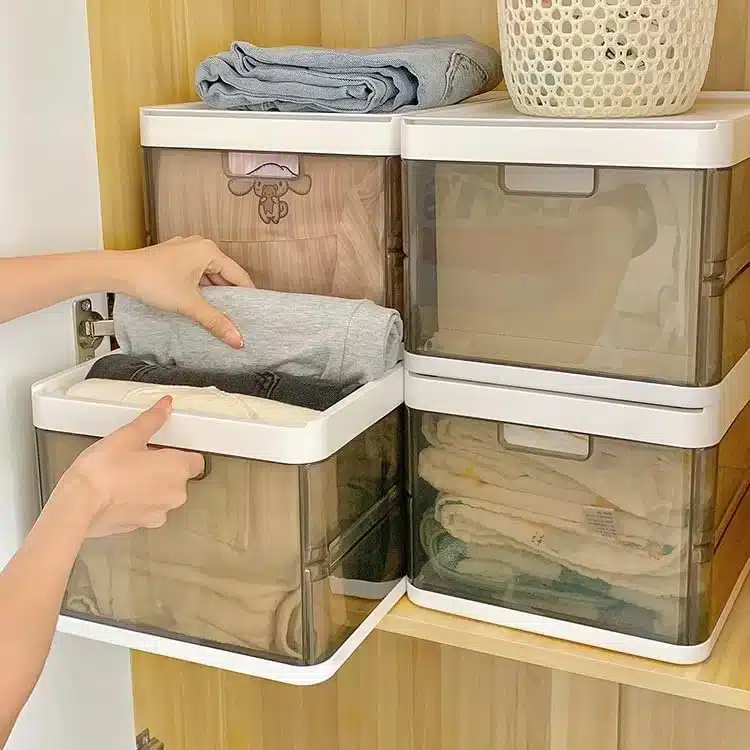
407, 556, 750, 666
404, 360, 750, 449
59, 579, 406, 686
32, 356, 404, 464
401, 92, 750, 170
141, 104, 402, 157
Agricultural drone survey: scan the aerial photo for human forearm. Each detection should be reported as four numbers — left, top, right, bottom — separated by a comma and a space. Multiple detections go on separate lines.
0, 480, 94, 746
0, 237, 253, 345
0, 251, 133, 324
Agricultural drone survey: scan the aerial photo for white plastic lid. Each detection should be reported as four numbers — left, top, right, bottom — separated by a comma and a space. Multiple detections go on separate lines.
140, 103, 402, 156
401, 92, 750, 169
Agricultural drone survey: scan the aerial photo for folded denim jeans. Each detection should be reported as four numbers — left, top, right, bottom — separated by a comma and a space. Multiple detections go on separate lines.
86, 354, 359, 411
195, 36, 503, 113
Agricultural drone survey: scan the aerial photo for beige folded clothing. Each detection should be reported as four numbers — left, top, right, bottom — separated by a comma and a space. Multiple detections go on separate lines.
435, 495, 683, 597
418, 413, 687, 599
66, 378, 320, 424
422, 413, 686, 527
419, 447, 683, 550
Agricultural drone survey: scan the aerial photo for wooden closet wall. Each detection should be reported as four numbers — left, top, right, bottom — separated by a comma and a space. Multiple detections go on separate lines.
84, 1, 750, 748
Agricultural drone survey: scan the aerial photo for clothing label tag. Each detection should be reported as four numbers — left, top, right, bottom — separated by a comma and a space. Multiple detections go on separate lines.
582, 506, 618, 540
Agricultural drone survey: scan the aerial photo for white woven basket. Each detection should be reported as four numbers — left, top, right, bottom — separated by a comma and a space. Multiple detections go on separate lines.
498, 0, 718, 119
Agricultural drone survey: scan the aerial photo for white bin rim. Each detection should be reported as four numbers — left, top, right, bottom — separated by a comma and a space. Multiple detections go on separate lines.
401, 91, 750, 169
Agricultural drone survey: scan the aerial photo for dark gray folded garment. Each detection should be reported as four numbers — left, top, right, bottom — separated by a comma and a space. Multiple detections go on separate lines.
86, 354, 359, 411
195, 35, 503, 113
114, 287, 403, 385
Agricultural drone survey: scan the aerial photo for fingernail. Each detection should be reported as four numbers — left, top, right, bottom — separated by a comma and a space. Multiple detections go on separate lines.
224, 329, 244, 349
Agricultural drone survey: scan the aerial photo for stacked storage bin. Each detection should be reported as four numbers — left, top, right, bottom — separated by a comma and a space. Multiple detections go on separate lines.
401, 92, 750, 664
31, 105, 407, 684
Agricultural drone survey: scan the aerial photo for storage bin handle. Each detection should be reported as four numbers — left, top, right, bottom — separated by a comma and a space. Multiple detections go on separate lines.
497, 424, 592, 462
497, 165, 599, 198
189, 454, 211, 482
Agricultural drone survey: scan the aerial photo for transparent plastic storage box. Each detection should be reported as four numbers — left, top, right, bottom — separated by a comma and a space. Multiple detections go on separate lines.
141, 105, 404, 311
403, 93, 750, 407
32, 355, 406, 685
405, 370, 750, 664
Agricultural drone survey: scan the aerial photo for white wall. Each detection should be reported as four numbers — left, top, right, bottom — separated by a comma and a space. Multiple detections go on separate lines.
0, 1, 135, 748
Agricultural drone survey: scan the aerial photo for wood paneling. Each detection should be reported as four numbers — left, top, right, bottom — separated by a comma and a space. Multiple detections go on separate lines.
86, 1, 750, 748
133, 631, 750, 750
381, 575, 750, 713
134, 633, 619, 750
87, 0, 750, 252
618, 686, 750, 750
86, 0, 255, 250
704, 0, 750, 90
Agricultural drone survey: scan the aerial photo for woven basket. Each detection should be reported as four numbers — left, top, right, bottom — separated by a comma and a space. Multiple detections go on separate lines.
498, 0, 718, 118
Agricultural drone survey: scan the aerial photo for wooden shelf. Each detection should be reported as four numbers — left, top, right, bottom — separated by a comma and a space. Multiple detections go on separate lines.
378, 581, 750, 712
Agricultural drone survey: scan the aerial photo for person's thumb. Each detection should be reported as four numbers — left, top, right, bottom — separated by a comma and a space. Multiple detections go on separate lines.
109, 397, 173, 448
182, 294, 244, 349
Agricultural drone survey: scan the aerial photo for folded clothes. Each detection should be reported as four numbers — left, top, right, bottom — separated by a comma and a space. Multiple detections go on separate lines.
418, 515, 681, 640
418, 447, 683, 551
67, 378, 320, 425
417, 413, 688, 599
422, 414, 686, 527
66, 538, 310, 658
195, 36, 503, 114
434, 494, 683, 595
86, 353, 359, 411
114, 287, 403, 385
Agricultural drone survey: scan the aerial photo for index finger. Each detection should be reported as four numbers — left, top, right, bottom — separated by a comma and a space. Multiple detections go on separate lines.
105, 396, 172, 450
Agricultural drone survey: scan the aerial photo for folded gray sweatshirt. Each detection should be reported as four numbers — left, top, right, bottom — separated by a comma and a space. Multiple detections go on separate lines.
195, 36, 503, 114
113, 288, 403, 385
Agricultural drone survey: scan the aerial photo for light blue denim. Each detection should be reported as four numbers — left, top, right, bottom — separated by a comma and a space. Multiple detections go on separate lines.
195, 35, 503, 113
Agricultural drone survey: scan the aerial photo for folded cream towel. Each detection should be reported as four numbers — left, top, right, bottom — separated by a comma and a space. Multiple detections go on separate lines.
435, 495, 684, 597
422, 414, 686, 527
67, 547, 304, 657
66, 378, 320, 424
418, 446, 683, 550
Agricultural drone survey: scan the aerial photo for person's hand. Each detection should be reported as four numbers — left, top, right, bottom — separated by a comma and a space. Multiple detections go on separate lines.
118, 236, 255, 349
51, 397, 204, 538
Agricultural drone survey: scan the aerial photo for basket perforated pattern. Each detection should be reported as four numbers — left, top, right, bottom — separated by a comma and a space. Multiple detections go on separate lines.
498, 0, 717, 118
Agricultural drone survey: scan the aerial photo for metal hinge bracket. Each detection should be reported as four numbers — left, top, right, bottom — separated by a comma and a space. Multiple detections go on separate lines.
74, 298, 115, 363
136, 729, 164, 749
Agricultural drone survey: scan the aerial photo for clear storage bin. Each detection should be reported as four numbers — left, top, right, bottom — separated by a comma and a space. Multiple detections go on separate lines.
402, 93, 750, 394
32, 356, 406, 682
141, 105, 404, 311
407, 398, 750, 661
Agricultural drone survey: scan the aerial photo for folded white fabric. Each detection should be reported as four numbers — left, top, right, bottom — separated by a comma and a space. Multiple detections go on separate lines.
66, 378, 320, 425
418, 447, 682, 550
434, 494, 684, 596
422, 414, 685, 527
